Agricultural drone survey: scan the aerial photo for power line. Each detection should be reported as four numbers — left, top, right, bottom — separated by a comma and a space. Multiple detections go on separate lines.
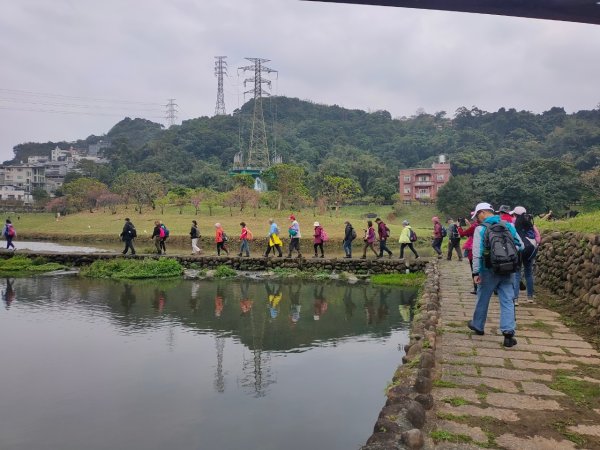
0, 87, 163, 106
0, 97, 163, 112
0, 105, 164, 119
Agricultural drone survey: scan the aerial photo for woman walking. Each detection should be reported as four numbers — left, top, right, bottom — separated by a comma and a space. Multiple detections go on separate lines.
361, 220, 378, 259
511, 206, 540, 305
190, 220, 201, 255
458, 217, 478, 294
398, 220, 419, 259
2, 219, 16, 251
238, 222, 251, 257
313, 222, 325, 258
264, 218, 283, 257
151, 220, 162, 254
215, 223, 229, 256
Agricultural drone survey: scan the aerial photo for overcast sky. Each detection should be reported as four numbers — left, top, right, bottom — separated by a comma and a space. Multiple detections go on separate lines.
1, 0, 599, 162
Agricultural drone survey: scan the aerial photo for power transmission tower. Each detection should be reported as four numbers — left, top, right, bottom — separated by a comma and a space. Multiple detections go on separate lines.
165, 98, 178, 127
238, 58, 277, 169
214, 56, 227, 115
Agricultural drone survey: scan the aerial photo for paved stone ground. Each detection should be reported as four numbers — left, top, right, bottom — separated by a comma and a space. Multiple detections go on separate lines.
427, 260, 600, 450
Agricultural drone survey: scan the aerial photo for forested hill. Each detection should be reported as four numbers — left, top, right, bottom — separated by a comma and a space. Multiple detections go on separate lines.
9, 97, 600, 203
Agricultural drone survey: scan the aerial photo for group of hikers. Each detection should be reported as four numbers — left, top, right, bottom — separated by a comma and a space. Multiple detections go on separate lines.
120, 215, 420, 260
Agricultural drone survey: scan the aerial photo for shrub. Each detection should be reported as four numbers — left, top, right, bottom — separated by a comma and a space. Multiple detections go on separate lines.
80, 258, 183, 279
214, 265, 237, 278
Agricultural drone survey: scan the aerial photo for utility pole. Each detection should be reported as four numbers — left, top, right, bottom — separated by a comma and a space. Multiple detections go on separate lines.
238, 58, 277, 169
214, 56, 227, 116
165, 98, 178, 127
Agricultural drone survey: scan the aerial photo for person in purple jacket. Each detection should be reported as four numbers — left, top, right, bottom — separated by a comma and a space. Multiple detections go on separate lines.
361, 220, 379, 259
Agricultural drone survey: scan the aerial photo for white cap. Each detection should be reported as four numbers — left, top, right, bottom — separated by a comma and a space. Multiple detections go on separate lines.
314, 221, 320, 227
510, 206, 527, 215
471, 202, 494, 219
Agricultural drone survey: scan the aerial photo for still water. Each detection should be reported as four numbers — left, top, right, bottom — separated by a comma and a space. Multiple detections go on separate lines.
0, 277, 416, 450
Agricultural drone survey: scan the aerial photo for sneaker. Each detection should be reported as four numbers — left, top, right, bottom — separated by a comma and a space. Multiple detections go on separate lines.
470, 290, 477, 295
526, 296, 536, 303
467, 321, 484, 335
320, 254, 324, 258
514, 298, 519, 306
503, 333, 517, 348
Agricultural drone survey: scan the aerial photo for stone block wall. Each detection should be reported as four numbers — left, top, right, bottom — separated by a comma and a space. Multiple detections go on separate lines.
536, 231, 600, 318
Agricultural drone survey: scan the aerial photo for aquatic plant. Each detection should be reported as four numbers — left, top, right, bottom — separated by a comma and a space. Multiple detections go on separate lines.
0, 256, 65, 273
80, 258, 183, 279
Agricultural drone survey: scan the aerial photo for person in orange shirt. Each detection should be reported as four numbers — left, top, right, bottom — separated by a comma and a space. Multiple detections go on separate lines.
215, 223, 229, 256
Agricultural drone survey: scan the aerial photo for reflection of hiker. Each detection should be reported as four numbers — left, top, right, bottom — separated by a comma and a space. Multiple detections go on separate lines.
3, 278, 15, 309
377, 289, 390, 323
363, 286, 376, 325
215, 291, 224, 318
152, 289, 167, 312
313, 285, 328, 320
240, 280, 253, 317
2, 219, 16, 251
120, 284, 136, 313
343, 286, 356, 320
289, 285, 302, 324
266, 283, 282, 320
120, 218, 136, 255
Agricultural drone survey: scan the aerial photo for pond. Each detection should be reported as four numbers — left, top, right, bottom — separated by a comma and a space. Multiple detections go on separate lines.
0, 277, 417, 450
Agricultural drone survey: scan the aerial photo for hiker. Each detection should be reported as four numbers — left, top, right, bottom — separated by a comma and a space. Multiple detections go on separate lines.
150, 220, 163, 254
239, 222, 251, 257
446, 218, 463, 261
313, 221, 325, 258
190, 220, 201, 255
343, 221, 356, 258
458, 216, 478, 294
159, 221, 169, 254
120, 218, 136, 255
2, 219, 16, 251
431, 216, 444, 259
215, 223, 229, 256
375, 217, 393, 258
398, 220, 419, 259
511, 206, 540, 305
264, 218, 283, 257
361, 220, 378, 259
497, 205, 514, 224
468, 202, 524, 348
287, 215, 302, 258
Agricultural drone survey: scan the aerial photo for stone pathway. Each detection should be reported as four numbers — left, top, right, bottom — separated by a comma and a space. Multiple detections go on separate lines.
429, 260, 600, 450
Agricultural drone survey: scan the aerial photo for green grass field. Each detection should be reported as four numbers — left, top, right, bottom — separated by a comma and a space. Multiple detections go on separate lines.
536, 210, 600, 233
3, 203, 441, 241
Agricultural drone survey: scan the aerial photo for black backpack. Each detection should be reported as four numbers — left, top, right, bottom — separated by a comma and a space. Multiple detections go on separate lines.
449, 224, 460, 240
350, 227, 357, 240
481, 221, 519, 275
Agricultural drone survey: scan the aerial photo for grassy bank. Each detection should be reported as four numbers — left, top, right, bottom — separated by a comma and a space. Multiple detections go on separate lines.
370, 272, 427, 287
80, 258, 183, 279
0, 256, 66, 273
536, 210, 600, 233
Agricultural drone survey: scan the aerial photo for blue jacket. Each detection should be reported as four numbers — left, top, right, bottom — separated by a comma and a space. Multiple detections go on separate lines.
472, 215, 523, 275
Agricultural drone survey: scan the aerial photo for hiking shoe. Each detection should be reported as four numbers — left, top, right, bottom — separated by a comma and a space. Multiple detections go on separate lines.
503, 333, 517, 348
526, 296, 536, 303
470, 290, 477, 295
467, 321, 484, 335
514, 298, 519, 306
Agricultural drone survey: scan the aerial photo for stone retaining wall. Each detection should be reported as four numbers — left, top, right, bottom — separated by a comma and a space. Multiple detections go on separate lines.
361, 260, 440, 450
0, 251, 428, 274
537, 231, 600, 318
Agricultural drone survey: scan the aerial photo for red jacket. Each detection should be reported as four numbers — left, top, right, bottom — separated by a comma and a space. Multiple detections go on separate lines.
377, 221, 389, 239
433, 222, 442, 239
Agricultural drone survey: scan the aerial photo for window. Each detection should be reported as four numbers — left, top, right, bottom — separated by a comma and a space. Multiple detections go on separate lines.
404, 187, 411, 194
404, 176, 411, 182
437, 174, 444, 181
419, 189, 428, 194
418, 175, 430, 182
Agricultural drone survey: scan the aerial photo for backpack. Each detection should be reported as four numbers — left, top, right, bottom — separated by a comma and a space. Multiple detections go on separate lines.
384, 225, 390, 238
159, 226, 166, 238
6, 224, 15, 237
481, 221, 519, 275
321, 229, 329, 242
289, 227, 298, 237
161, 224, 169, 238
222, 232, 229, 242
440, 226, 447, 238
409, 228, 418, 242
351, 227, 357, 240
246, 229, 254, 241
449, 224, 460, 240
130, 226, 137, 238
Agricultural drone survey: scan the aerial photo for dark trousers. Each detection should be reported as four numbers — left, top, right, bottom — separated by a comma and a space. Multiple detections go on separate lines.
362, 241, 378, 257
288, 238, 301, 256
160, 238, 167, 253
400, 243, 418, 258
6, 236, 15, 250
378, 239, 392, 257
313, 242, 324, 256
432, 238, 443, 256
122, 238, 135, 255
447, 239, 462, 260
265, 244, 282, 257
217, 241, 228, 255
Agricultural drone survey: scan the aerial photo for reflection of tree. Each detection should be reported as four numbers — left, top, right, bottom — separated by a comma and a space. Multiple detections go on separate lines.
240, 281, 275, 398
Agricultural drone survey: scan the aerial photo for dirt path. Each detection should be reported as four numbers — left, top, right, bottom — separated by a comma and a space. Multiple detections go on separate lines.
428, 260, 600, 449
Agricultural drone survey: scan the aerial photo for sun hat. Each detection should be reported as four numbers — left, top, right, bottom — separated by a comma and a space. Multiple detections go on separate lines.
289, 215, 296, 220
402, 220, 409, 226
314, 221, 320, 227
509, 206, 527, 215
497, 205, 511, 214
471, 202, 494, 219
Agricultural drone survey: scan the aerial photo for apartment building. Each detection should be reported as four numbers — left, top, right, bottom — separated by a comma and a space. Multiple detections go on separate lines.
398, 156, 451, 203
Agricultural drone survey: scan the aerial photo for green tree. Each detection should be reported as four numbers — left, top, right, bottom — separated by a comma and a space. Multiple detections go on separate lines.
321, 176, 362, 215
113, 172, 167, 214
63, 178, 109, 212
262, 164, 309, 210
437, 175, 477, 218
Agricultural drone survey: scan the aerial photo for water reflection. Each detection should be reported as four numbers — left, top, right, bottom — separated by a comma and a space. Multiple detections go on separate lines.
0, 277, 417, 450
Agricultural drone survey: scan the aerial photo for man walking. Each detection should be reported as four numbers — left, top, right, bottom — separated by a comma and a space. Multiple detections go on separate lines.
375, 218, 393, 258
120, 218, 136, 255
343, 221, 355, 258
468, 202, 523, 347
431, 216, 444, 259
446, 218, 462, 261
287, 215, 302, 258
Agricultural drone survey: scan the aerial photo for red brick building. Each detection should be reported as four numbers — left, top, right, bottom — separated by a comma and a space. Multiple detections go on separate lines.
398, 156, 451, 203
